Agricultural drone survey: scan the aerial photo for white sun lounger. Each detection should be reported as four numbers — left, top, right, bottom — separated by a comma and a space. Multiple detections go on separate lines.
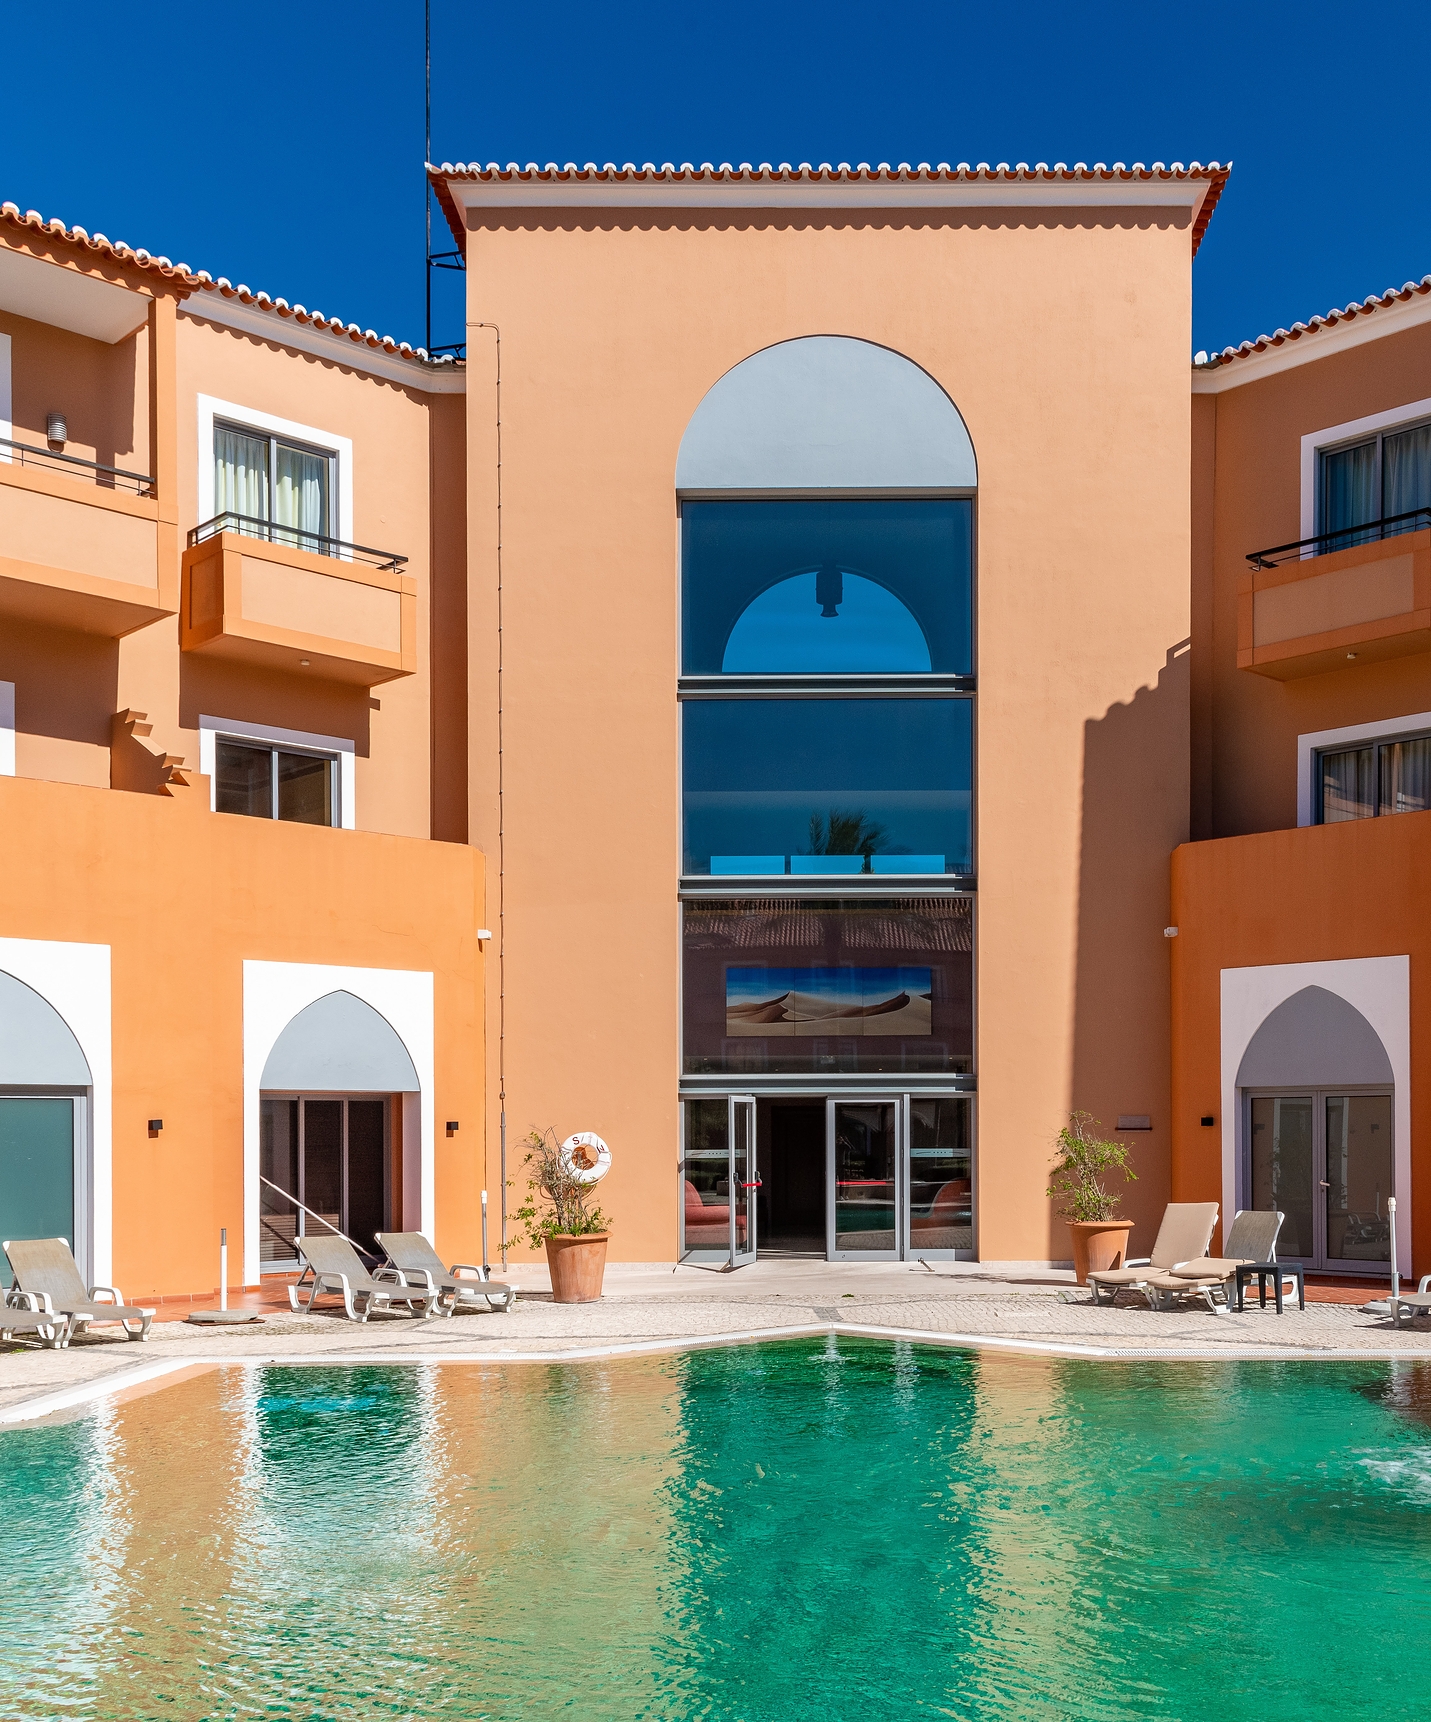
291, 1234, 440, 1322
4, 1237, 153, 1343
376, 1231, 515, 1313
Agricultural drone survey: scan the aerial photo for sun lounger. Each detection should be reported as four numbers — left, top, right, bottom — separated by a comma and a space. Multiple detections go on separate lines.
290, 1234, 440, 1322
1086, 1203, 1219, 1307
3, 1237, 154, 1342
1390, 1275, 1431, 1327
1146, 1210, 1286, 1312
375, 1232, 515, 1313
2, 1292, 75, 1349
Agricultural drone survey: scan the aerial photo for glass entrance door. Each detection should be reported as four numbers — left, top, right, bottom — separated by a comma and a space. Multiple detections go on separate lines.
828, 1098, 901, 1260
681, 1095, 757, 1267
1248, 1090, 1392, 1273
259, 1095, 390, 1265
0, 1098, 78, 1285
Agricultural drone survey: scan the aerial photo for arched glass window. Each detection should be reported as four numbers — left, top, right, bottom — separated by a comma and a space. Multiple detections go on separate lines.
722, 570, 933, 674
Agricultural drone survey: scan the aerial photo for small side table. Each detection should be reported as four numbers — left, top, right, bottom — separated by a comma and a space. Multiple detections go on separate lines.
1235, 1260, 1305, 1314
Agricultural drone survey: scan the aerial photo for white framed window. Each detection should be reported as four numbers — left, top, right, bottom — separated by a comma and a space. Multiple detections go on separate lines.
199, 715, 356, 831
1297, 710, 1431, 827
196, 395, 353, 547
1301, 397, 1431, 540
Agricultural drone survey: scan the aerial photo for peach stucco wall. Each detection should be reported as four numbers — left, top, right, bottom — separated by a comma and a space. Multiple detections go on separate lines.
464, 202, 1195, 1263
1194, 321, 1431, 839
0, 771, 484, 1299
1171, 813, 1430, 1274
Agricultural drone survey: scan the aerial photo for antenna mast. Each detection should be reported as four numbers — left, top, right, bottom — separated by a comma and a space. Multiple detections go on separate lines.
424, 0, 465, 358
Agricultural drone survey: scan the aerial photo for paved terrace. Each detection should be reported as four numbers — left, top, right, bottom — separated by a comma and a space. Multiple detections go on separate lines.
3, 1259, 1427, 1425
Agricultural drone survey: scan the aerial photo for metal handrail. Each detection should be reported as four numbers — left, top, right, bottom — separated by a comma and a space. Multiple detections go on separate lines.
1246, 507, 1431, 570
189, 511, 408, 573
258, 1173, 362, 1250
0, 435, 154, 494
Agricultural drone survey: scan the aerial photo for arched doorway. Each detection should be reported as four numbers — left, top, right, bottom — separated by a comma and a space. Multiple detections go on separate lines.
0, 969, 92, 1283
258, 990, 421, 1264
1238, 985, 1395, 1273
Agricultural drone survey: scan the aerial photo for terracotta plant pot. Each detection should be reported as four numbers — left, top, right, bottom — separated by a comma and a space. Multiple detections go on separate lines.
1067, 1219, 1134, 1286
545, 1232, 609, 1303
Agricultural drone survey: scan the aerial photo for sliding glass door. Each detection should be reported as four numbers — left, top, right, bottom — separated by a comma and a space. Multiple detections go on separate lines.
259, 1095, 389, 1266
1247, 1090, 1392, 1273
828, 1098, 901, 1260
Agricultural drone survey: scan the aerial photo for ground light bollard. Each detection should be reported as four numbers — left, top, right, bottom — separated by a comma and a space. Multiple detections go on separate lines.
481, 1190, 489, 1274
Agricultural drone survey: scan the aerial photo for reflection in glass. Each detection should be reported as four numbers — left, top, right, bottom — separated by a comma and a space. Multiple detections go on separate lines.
1325, 1094, 1392, 1263
1321, 747, 1374, 822
682, 499, 971, 674
277, 751, 332, 825
216, 741, 273, 818
347, 1100, 387, 1252
1250, 1095, 1314, 1258
908, 1098, 972, 1252
303, 1100, 344, 1240
683, 698, 971, 876
833, 1102, 897, 1253
1379, 738, 1431, 816
259, 1096, 299, 1263
731, 1101, 752, 1256
1320, 441, 1377, 537
683, 898, 971, 1076
682, 1099, 731, 1253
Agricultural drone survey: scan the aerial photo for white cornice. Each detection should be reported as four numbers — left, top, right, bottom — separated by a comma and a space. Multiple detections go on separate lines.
1192, 290, 1431, 394
180, 296, 466, 394
450, 178, 1211, 215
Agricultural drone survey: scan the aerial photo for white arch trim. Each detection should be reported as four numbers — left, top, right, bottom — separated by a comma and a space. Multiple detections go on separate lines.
242, 960, 434, 1284
0, 937, 111, 1286
1220, 957, 1410, 1270
676, 335, 976, 492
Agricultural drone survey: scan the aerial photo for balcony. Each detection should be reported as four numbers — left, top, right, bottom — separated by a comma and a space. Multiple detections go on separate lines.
180, 513, 415, 686
0, 436, 175, 636
1240, 512, 1431, 680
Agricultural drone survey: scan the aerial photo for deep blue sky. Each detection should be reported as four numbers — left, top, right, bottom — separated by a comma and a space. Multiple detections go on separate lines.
5, 2, 1427, 358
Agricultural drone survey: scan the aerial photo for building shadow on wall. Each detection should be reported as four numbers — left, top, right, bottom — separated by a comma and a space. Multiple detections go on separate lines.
1062, 641, 1190, 1264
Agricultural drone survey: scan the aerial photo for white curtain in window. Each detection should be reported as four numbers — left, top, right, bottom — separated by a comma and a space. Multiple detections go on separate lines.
274, 442, 330, 546
1380, 737, 1431, 815
1321, 442, 1377, 537
1321, 746, 1375, 821
214, 426, 269, 524
1381, 424, 1431, 521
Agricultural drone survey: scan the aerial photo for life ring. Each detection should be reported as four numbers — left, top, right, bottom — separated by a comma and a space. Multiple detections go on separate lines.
561, 1131, 612, 1184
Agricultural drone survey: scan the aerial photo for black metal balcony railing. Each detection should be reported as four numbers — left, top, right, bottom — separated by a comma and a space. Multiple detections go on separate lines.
0, 435, 154, 496
189, 511, 408, 573
1247, 507, 1431, 570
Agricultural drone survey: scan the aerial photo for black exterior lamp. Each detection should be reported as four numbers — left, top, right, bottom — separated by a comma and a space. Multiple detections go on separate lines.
816, 562, 843, 618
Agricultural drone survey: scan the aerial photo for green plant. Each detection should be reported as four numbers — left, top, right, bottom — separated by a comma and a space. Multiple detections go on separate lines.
1046, 1111, 1137, 1223
513, 1127, 609, 1249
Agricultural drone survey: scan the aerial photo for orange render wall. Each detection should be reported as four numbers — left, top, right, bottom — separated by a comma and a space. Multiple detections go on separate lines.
1193, 321, 1431, 840
0, 771, 485, 1299
1170, 813, 1431, 1273
463, 201, 1195, 1263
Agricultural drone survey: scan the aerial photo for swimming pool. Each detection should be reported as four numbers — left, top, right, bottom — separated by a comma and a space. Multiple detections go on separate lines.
3, 1338, 1430, 1720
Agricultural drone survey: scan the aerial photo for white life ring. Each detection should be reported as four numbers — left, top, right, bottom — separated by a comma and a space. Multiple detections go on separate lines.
561, 1131, 612, 1184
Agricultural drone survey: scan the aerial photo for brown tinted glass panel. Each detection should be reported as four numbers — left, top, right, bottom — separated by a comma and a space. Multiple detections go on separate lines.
682, 1099, 731, 1252
682, 897, 971, 1076
277, 752, 332, 826
1379, 738, 1431, 817
259, 1096, 298, 1263
1250, 1095, 1314, 1259
302, 1099, 343, 1240
1321, 747, 1374, 822
346, 1099, 387, 1252
1325, 1094, 1392, 1263
215, 741, 272, 818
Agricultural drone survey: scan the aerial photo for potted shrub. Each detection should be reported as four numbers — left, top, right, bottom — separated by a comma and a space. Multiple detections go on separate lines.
1047, 1111, 1137, 1285
515, 1128, 610, 1303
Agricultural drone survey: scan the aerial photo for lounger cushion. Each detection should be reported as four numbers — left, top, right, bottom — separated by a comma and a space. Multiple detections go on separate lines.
1087, 1267, 1153, 1286
1168, 1257, 1256, 1279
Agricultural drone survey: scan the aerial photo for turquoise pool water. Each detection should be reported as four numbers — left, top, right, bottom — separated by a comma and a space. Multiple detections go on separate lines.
3, 1339, 1431, 1720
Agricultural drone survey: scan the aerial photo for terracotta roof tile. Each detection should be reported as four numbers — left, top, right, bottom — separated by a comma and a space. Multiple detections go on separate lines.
1195, 275, 1431, 371
0, 201, 454, 368
429, 158, 1229, 255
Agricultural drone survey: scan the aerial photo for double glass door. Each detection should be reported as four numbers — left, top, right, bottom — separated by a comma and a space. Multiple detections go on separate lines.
1248, 1091, 1393, 1272
260, 1095, 388, 1265
682, 1094, 972, 1266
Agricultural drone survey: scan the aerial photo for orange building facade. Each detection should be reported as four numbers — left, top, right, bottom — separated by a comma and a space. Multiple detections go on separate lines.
5, 161, 1430, 1291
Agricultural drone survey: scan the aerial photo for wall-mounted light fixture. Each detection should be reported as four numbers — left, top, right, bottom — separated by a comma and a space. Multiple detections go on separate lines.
46, 412, 68, 445
446, 1120, 460, 1135
477, 928, 492, 943
147, 1118, 163, 1136
1200, 1116, 1216, 1127
1164, 926, 1179, 938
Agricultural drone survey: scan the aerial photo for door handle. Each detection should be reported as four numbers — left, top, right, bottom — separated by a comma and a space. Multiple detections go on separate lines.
1319, 1181, 1331, 1189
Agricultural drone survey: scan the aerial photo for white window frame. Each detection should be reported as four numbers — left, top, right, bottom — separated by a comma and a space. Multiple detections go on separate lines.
0, 680, 14, 776
199, 714, 356, 831
197, 394, 353, 545
1296, 709, 1431, 826
1300, 396, 1431, 539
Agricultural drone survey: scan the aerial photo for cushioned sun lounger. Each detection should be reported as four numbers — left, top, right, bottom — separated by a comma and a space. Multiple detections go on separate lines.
291, 1234, 440, 1322
1086, 1203, 1219, 1307
2, 1293, 75, 1349
3, 1237, 154, 1342
1146, 1210, 1286, 1312
376, 1232, 515, 1313
1390, 1276, 1431, 1327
